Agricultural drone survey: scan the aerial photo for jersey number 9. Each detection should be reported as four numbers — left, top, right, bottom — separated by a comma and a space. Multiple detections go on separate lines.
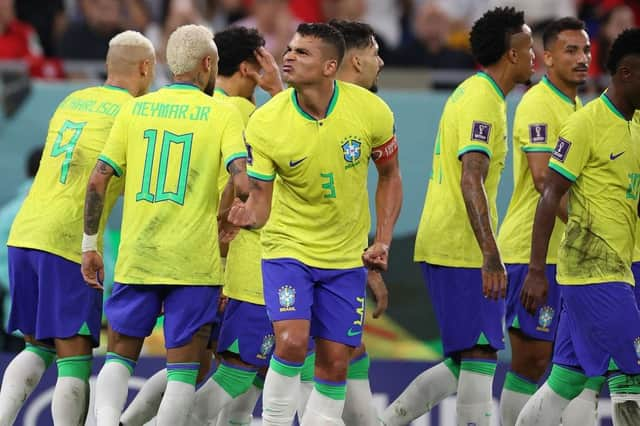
51, 120, 87, 184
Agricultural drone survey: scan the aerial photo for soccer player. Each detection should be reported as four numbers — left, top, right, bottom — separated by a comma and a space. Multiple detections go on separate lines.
496, 17, 596, 426
516, 28, 640, 426
228, 22, 402, 425
81, 24, 248, 425
381, 7, 534, 426
0, 31, 155, 426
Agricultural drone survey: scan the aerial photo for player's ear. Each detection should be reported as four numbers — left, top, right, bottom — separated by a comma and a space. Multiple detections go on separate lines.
352, 55, 362, 73
203, 55, 212, 73
324, 58, 339, 77
543, 49, 553, 68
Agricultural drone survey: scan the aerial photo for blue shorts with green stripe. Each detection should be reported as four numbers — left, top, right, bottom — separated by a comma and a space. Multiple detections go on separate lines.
420, 263, 505, 357
8, 247, 102, 347
505, 264, 560, 341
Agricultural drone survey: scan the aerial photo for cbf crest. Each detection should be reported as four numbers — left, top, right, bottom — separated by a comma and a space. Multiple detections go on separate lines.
341, 137, 363, 170
278, 285, 296, 312
536, 306, 555, 332
258, 334, 275, 359
635, 337, 640, 361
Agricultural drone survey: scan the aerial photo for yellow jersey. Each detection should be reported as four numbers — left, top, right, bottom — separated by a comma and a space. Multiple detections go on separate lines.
245, 81, 396, 269
8, 85, 131, 263
498, 76, 582, 264
100, 83, 247, 285
549, 95, 640, 285
414, 72, 508, 267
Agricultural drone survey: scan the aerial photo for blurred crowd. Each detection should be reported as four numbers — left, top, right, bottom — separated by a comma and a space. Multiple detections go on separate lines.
0, 0, 639, 82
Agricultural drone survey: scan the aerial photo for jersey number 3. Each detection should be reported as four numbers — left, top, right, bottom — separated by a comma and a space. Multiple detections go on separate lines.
51, 120, 87, 184
137, 129, 193, 205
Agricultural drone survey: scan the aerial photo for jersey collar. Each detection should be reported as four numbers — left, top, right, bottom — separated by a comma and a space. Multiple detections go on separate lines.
214, 87, 228, 96
476, 71, 504, 100
167, 82, 201, 91
541, 75, 575, 106
601, 93, 626, 121
291, 81, 339, 121
103, 84, 130, 94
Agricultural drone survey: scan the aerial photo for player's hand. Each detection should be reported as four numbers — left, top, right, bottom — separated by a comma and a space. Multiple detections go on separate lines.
362, 242, 389, 272
218, 202, 242, 243
367, 270, 388, 318
520, 267, 548, 315
481, 252, 506, 300
248, 47, 284, 96
218, 295, 229, 314
227, 198, 257, 230
81, 251, 104, 291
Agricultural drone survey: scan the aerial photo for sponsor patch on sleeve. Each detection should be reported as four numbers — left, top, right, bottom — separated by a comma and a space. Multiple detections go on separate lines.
470, 121, 491, 143
529, 123, 548, 143
372, 136, 398, 163
243, 133, 253, 165
551, 137, 571, 162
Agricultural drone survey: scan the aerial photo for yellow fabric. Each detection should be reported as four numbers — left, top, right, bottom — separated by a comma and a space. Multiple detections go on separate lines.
414, 72, 508, 267
8, 85, 131, 262
498, 77, 582, 264
245, 81, 395, 268
549, 95, 640, 286
100, 83, 247, 285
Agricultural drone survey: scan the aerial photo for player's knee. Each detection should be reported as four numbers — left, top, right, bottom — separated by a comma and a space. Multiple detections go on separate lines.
315, 353, 350, 381
275, 333, 308, 361
514, 351, 551, 380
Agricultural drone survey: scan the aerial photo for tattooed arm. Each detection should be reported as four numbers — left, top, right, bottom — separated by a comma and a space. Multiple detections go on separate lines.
460, 152, 506, 300
228, 158, 249, 202
81, 160, 115, 288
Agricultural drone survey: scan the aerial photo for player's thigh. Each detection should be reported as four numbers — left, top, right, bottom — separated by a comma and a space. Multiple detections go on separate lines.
508, 328, 553, 380
55, 335, 93, 358
163, 285, 219, 352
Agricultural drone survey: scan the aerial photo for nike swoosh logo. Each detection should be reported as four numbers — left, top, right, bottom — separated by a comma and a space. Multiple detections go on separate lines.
610, 151, 625, 160
347, 328, 362, 337
289, 157, 307, 167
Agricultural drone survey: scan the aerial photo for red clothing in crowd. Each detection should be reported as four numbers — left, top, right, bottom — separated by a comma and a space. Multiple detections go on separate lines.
0, 19, 63, 78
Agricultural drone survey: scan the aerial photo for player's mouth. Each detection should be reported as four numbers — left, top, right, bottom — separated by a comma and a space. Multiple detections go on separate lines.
282, 64, 294, 73
573, 66, 588, 74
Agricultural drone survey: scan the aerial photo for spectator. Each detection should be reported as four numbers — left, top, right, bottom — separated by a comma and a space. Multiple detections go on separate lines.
488, 0, 576, 28
14, 0, 66, 57
363, 0, 403, 50
0, 146, 42, 352
589, 4, 635, 79
391, 2, 475, 71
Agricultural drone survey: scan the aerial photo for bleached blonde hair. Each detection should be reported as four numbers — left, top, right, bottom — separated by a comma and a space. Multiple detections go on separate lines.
109, 30, 154, 53
166, 24, 216, 75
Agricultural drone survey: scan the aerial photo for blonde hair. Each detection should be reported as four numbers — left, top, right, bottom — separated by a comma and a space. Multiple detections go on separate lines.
166, 24, 216, 75
106, 31, 155, 74
109, 30, 154, 53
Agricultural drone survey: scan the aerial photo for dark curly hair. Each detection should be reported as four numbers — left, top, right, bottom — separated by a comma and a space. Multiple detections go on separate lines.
296, 22, 346, 65
542, 17, 586, 50
470, 7, 525, 67
607, 28, 640, 75
328, 19, 375, 51
214, 26, 265, 77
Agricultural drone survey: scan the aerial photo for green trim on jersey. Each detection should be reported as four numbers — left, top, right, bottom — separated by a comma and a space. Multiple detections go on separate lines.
224, 152, 249, 170
248, 169, 276, 181
458, 144, 492, 159
167, 82, 201, 91
541, 76, 575, 106
549, 162, 577, 182
98, 154, 123, 177
214, 87, 229, 96
522, 146, 554, 153
477, 72, 505, 100
601, 94, 626, 120
291, 82, 339, 121
103, 84, 130, 94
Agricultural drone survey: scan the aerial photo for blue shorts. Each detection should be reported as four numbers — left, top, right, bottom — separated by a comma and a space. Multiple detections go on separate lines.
105, 283, 220, 349
208, 308, 224, 349
7, 247, 102, 346
217, 299, 274, 367
421, 263, 505, 357
632, 262, 640, 301
262, 258, 367, 347
505, 264, 560, 341
553, 283, 640, 377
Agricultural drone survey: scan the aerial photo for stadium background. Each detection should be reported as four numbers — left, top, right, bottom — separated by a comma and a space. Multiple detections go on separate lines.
1, 0, 637, 424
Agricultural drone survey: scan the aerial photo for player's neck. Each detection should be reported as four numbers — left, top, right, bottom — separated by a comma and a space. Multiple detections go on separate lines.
545, 73, 577, 101
605, 85, 635, 120
293, 80, 336, 120
481, 66, 514, 98
216, 76, 248, 99
104, 77, 138, 97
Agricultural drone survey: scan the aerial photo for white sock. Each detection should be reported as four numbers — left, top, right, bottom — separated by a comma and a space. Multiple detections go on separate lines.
189, 378, 234, 425
301, 387, 345, 426
500, 389, 533, 426
343, 378, 378, 425
52, 377, 89, 425
0, 349, 49, 426
95, 362, 132, 426
457, 369, 494, 426
120, 368, 167, 425
215, 384, 262, 426
156, 380, 195, 426
262, 368, 301, 426
380, 361, 458, 425
561, 388, 598, 426
516, 383, 570, 426
297, 380, 313, 420
611, 394, 640, 426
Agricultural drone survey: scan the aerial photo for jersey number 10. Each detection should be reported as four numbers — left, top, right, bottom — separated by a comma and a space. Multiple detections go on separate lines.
136, 129, 193, 205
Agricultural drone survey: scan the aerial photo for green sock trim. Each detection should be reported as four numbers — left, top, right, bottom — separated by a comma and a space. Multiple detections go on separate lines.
301, 352, 315, 382
25, 343, 56, 368
584, 376, 606, 392
477, 332, 489, 345
443, 357, 460, 379
105, 352, 137, 375
609, 374, 640, 395
213, 363, 258, 398
347, 354, 370, 380
314, 380, 346, 401
253, 375, 265, 389
56, 356, 92, 380
461, 359, 497, 377
547, 365, 588, 400
167, 368, 198, 386
78, 322, 91, 336
504, 371, 537, 395
270, 356, 303, 378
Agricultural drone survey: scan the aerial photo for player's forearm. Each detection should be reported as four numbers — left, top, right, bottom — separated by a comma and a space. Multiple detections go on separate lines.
229, 158, 249, 202
461, 177, 500, 258
557, 193, 568, 223
373, 173, 402, 246
246, 178, 273, 229
83, 162, 113, 235
529, 191, 563, 271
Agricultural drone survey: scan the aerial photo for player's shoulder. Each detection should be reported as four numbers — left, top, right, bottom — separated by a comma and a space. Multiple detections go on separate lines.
453, 73, 504, 111
337, 80, 392, 115
249, 88, 292, 122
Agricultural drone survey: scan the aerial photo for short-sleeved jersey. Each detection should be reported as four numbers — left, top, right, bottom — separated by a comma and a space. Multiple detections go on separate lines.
414, 72, 508, 267
8, 85, 131, 263
498, 76, 582, 264
100, 83, 247, 285
633, 112, 640, 263
549, 94, 640, 286
245, 81, 396, 269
